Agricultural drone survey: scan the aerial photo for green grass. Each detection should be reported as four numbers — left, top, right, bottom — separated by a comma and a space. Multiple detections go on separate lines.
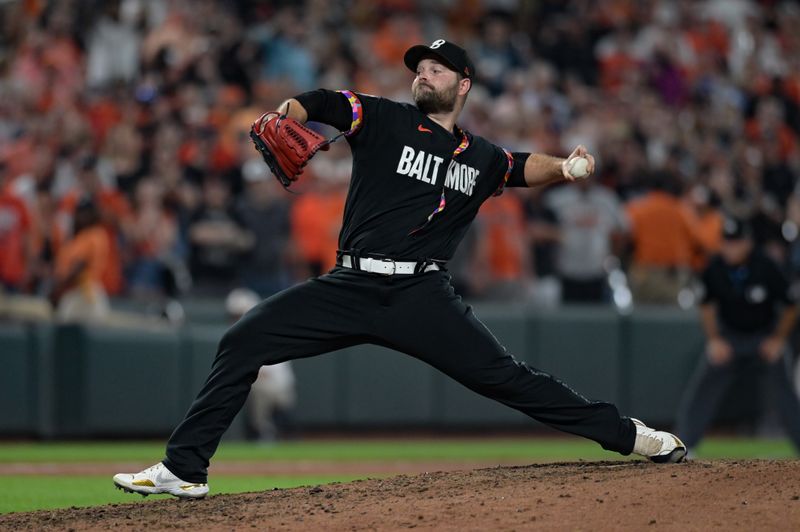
0, 437, 796, 515
690, 438, 796, 458
0, 438, 621, 463
0, 437, 796, 463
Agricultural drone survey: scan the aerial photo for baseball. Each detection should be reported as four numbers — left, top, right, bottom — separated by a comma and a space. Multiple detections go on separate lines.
566, 157, 589, 179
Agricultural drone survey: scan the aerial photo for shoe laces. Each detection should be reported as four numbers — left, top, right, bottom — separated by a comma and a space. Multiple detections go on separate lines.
140, 464, 163, 476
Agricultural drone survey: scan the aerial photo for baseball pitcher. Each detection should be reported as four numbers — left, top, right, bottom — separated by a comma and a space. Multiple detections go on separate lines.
114, 40, 685, 499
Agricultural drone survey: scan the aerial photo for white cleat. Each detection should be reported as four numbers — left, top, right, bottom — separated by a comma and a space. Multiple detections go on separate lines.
631, 418, 687, 464
113, 462, 209, 499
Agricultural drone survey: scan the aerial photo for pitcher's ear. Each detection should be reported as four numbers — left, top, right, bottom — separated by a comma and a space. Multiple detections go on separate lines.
460, 76, 472, 95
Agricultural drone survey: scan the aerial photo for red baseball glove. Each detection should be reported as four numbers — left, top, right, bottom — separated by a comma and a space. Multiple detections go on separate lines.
249, 110, 331, 188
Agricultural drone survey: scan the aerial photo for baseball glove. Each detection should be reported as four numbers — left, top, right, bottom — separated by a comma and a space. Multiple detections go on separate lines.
249, 110, 331, 188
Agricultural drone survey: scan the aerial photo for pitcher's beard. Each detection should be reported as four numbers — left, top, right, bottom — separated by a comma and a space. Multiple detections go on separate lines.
413, 83, 458, 115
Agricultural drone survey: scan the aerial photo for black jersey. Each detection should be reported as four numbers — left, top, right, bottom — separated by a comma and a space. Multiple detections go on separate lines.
295, 89, 527, 262
701, 250, 795, 332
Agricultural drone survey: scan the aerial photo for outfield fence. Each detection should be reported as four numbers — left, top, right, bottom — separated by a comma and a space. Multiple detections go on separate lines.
0, 305, 763, 438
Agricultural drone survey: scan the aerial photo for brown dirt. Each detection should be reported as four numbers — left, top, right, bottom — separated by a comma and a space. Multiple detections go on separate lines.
3, 460, 800, 531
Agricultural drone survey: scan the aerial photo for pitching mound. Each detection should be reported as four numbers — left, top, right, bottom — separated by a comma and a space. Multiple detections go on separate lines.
2, 460, 799, 530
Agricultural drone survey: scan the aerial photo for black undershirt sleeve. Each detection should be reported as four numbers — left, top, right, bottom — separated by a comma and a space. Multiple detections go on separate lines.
294, 89, 353, 132
765, 257, 794, 305
700, 265, 716, 304
506, 152, 529, 188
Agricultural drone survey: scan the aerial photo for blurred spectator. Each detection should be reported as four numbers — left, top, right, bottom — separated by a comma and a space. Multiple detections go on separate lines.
537, 13, 597, 85
290, 142, 350, 278
99, 119, 145, 200
545, 179, 629, 304
625, 171, 694, 304
57, 155, 133, 296
235, 159, 294, 297
745, 98, 797, 164
226, 287, 296, 443
52, 197, 111, 322
27, 181, 59, 297
0, 164, 32, 292
473, 189, 531, 300
259, 8, 317, 92
682, 184, 724, 272
756, 141, 795, 264
675, 217, 800, 453
523, 187, 561, 306
595, 27, 640, 95
188, 176, 253, 296
371, 13, 424, 68
9, 144, 55, 208
472, 13, 524, 96
786, 185, 800, 280
140, 3, 204, 81
86, 0, 142, 88
127, 177, 182, 299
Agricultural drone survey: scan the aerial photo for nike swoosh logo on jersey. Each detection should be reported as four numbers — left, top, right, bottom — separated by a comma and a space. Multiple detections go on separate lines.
417, 124, 432, 133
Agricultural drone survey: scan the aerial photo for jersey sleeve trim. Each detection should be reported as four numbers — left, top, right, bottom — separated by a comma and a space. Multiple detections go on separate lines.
493, 148, 515, 196
337, 90, 364, 136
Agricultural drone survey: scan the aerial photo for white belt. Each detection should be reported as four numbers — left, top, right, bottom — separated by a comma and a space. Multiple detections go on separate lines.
340, 255, 440, 275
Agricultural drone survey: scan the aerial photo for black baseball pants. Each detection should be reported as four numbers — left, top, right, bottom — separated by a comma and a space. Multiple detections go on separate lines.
163, 268, 636, 482
675, 329, 800, 451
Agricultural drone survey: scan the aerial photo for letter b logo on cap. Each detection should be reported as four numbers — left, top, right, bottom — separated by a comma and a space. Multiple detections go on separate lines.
430, 39, 446, 49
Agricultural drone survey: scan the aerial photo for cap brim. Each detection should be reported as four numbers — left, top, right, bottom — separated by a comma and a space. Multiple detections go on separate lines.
403, 45, 460, 75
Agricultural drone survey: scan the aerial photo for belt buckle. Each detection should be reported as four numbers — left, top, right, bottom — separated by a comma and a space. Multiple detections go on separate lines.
379, 257, 396, 276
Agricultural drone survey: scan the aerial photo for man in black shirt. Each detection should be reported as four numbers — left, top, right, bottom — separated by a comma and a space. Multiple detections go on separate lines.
114, 40, 685, 499
675, 217, 800, 452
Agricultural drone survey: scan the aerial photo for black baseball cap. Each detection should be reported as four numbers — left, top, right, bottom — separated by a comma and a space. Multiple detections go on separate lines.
404, 39, 475, 79
722, 216, 752, 240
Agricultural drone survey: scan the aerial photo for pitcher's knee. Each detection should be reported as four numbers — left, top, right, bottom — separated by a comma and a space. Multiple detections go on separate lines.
218, 323, 249, 355
217, 322, 262, 362
217, 314, 286, 368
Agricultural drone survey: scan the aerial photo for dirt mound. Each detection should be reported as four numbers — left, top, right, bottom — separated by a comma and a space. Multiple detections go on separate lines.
3, 460, 799, 531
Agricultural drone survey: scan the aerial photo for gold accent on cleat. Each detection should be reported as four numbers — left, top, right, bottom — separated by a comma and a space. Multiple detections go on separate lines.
132, 479, 155, 487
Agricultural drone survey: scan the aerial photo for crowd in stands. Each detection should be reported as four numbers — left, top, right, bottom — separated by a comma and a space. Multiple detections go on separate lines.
1, 0, 799, 319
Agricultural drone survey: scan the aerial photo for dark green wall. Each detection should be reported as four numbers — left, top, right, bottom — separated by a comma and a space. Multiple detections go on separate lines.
0, 306, 757, 438
0, 323, 37, 433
